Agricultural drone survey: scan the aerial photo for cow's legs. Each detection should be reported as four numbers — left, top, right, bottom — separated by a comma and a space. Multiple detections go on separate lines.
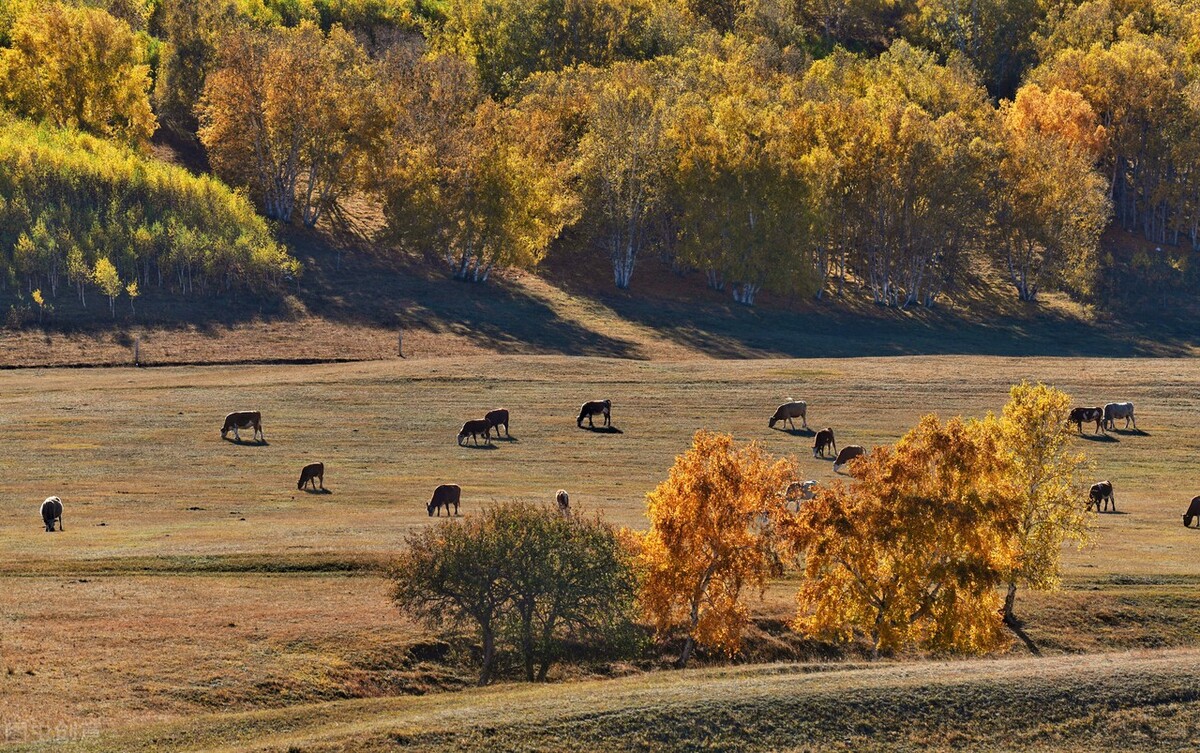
232, 426, 241, 442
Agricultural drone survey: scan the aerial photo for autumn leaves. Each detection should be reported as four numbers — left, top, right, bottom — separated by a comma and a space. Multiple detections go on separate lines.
633, 383, 1090, 663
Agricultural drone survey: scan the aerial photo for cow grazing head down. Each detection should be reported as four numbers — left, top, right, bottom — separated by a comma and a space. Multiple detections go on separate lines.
1184, 496, 1200, 527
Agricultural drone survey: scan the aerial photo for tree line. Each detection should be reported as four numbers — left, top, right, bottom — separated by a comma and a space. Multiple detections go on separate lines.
1, 0, 1198, 313
0, 114, 297, 318
391, 383, 1092, 680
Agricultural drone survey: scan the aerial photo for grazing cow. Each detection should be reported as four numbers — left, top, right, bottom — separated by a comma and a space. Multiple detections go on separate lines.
813, 428, 836, 458
556, 489, 570, 514
298, 462, 324, 491
769, 400, 808, 430
833, 445, 865, 474
427, 484, 461, 517
486, 408, 510, 438
785, 480, 818, 512
221, 411, 264, 443
40, 496, 63, 532
1103, 402, 1137, 431
458, 419, 492, 446
1069, 407, 1105, 434
1088, 481, 1115, 513
1184, 496, 1200, 527
577, 399, 612, 428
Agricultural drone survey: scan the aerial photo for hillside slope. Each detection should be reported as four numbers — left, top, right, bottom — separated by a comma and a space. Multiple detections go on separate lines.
1, 222, 1197, 367
28, 649, 1200, 752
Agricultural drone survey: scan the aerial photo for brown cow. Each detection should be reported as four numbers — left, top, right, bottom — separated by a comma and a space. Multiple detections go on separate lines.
486, 408, 510, 438
769, 400, 807, 430
427, 484, 461, 517
1069, 407, 1105, 434
298, 462, 324, 491
221, 411, 264, 443
556, 489, 570, 514
813, 428, 836, 458
1184, 496, 1200, 527
833, 445, 865, 474
577, 399, 611, 428
1088, 481, 1115, 513
458, 419, 492, 446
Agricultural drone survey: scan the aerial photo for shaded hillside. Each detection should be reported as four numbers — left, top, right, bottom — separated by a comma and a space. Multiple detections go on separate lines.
0, 223, 1197, 368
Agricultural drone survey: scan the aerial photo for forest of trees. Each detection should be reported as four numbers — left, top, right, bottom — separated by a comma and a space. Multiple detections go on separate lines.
1, 0, 1198, 316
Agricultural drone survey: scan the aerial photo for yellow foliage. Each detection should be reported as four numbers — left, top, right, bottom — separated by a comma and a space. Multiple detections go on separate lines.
789, 414, 1021, 658
637, 430, 796, 665
996, 382, 1091, 620
0, 2, 156, 144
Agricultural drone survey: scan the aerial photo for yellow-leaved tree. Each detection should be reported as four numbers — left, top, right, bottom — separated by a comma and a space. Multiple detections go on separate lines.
997, 382, 1090, 634
789, 415, 1021, 659
638, 430, 795, 667
0, 2, 156, 144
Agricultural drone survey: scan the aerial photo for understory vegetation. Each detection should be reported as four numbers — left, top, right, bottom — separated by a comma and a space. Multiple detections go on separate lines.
1, 0, 1199, 320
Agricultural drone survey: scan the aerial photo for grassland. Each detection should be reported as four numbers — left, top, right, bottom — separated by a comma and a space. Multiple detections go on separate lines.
3, 354, 1200, 750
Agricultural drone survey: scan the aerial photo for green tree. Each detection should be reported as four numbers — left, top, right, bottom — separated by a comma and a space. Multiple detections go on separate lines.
390, 503, 638, 684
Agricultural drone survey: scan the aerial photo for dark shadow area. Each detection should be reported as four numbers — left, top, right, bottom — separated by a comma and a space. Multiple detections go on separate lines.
301, 488, 333, 495
1109, 427, 1147, 436
224, 437, 269, 447
581, 425, 623, 434
458, 443, 499, 450
773, 427, 815, 437
10, 219, 1200, 362
543, 254, 1200, 358
1004, 618, 1042, 656
1078, 433, 1118, 443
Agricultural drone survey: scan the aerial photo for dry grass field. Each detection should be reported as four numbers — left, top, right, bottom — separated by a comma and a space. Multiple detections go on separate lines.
3, 354, 1200, 750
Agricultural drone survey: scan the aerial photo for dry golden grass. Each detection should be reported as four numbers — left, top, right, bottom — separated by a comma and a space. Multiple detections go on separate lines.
3, 354, 1200, 749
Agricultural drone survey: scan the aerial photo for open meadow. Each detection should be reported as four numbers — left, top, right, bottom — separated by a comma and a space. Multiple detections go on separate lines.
4, 354, 1200, 751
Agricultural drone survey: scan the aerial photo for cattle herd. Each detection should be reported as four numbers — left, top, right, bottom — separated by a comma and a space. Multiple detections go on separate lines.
34, 395, 1199, 535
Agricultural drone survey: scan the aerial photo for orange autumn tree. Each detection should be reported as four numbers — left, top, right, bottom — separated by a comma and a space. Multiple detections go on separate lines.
788, 415, 1022, 659
638, 430, 796, 667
